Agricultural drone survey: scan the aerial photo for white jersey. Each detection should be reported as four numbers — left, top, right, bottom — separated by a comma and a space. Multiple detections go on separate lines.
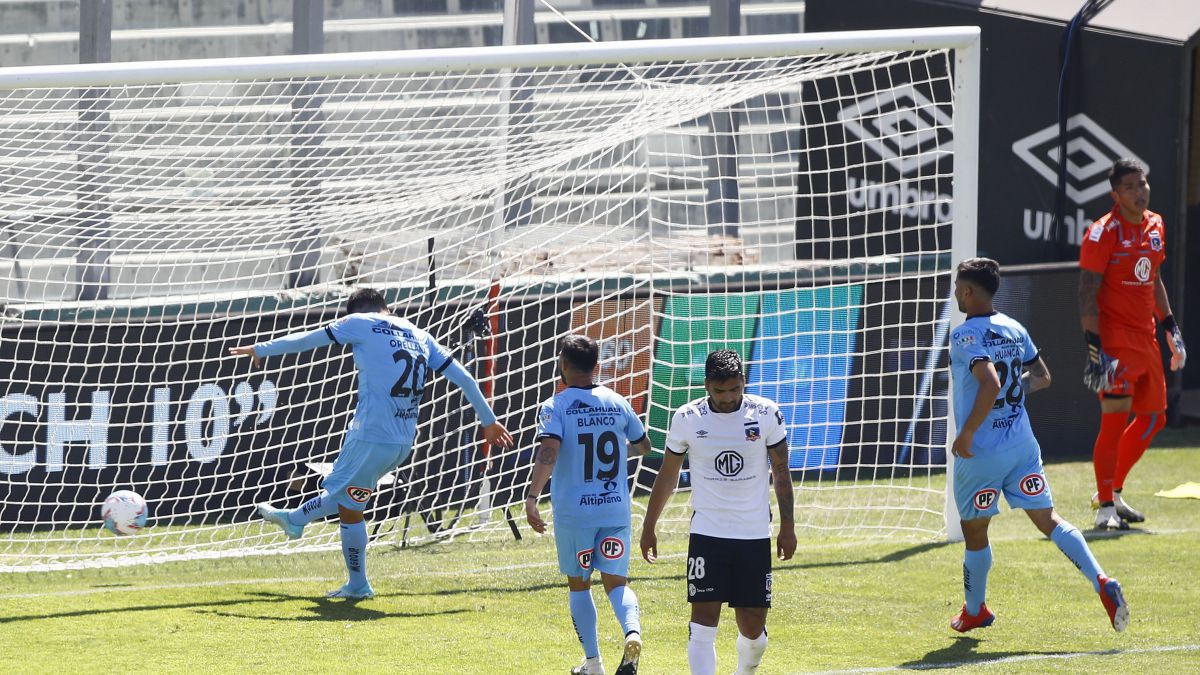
665, 394, 787, 540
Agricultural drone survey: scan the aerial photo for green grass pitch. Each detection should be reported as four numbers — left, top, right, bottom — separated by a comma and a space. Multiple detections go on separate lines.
1, 433, 1198, 674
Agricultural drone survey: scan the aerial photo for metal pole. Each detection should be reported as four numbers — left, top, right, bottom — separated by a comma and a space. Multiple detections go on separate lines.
705, 0, 741, 237
500, 0, 536, 231
287, 0, 325, 288
75, 0, 113, 301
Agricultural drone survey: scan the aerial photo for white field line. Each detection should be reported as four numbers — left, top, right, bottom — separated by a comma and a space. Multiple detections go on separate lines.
3, 525, 1199, 600
800, 644, 1200, 674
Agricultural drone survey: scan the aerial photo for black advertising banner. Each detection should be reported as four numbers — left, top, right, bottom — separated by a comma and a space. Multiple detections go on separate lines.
806, 0, 1187, 265
795, 56, 954, 261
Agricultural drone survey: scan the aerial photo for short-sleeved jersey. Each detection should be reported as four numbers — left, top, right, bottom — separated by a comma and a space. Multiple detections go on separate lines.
949, 312, 1040, 454
665, 394, 787, 540
536, 385, 646, 528
326, 312, 453, 445
1079, 207, 1166, 342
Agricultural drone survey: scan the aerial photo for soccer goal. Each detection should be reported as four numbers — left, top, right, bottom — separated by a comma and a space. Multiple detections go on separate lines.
0, 27, 978, 571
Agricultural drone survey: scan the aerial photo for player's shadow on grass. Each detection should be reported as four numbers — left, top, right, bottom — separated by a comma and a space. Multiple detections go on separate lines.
902, 636, 1070, 669
199, 590, 473, 623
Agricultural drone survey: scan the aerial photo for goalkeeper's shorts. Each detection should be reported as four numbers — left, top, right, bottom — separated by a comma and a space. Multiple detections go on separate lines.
554, 524, 631, 579
1101, 328, 1166, 413
323, 439, 413, 510
954, 443, 1053, 520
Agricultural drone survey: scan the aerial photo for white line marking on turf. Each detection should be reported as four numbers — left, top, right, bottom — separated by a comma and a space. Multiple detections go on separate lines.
799, 644, 1200, 674
4, 524, 1199, 600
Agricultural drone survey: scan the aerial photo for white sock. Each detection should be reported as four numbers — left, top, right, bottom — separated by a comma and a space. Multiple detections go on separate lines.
687, 622, 718, 675
735, 631, 768, 673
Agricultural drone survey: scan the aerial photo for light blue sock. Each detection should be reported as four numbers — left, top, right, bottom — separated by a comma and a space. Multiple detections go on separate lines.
1051, 522, 1104, 592
963, 545, 992, 614
288, 492, 339, 526
340, 521, 369, 588
607, 585, 642, 636
569, 589, 600, 659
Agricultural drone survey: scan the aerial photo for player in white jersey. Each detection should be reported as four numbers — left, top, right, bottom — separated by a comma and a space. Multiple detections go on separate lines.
525, 335, 652, 675
639, 350, 795, 675
948, 258, 1128, 633
229, 288, 512, 598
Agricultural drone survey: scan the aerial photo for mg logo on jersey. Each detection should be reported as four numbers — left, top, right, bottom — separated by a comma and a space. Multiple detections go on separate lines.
600, 537, 625, 560
714, 450, 744, 477
1012, 114, 1148, 204
345, 486, 373, 503
1020, 473, 1046, 496
1133, 257, 1152, 282
973, 488, 998, 510
576, 548, 593, 570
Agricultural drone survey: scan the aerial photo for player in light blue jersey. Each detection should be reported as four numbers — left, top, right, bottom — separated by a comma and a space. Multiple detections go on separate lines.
525, 335, 652, 675
230, 288, 512, 599
948, 258, 1128, 633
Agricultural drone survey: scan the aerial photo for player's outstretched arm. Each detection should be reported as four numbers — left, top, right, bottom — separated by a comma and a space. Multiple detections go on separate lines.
639, 450, 684, 563
952, 360, 1002, 459
524, 438, 560, 534
439, 360, 512, 447
1022, 357, 1052, 393
228, 327, 335, 367
768, 439, 796, 561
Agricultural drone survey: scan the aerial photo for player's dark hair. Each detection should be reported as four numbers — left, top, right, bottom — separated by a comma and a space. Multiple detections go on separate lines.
955, 257, 1001, 297
346, 288, 388, 314
560, 334, 599, 373
1108, 158, 1146, 189
705, 349, 744, 382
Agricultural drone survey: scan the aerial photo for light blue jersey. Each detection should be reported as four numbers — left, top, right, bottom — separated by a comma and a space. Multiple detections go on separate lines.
536, 385, 646, 528
255, 312, 496, 446
949, 312, 1040, 454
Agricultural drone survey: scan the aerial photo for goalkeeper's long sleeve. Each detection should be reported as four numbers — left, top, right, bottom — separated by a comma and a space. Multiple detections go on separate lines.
440, 359, 498, 428
253, 327, 334, 358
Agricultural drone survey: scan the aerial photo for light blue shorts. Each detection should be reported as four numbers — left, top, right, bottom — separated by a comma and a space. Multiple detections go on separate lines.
555, 524, 631, 579
954, 442, 1054, 520
322, 439, 412, 510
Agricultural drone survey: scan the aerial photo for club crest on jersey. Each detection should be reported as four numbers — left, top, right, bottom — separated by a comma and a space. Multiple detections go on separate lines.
715, 450, 744, 477
744, 425, 761, 441
346, 486, 373, 503
973, 488, 998, 510
1088, 224, 1104, 242
600, 537, 625, 560
576, 548, 593, 570
1133, 257, 1152, 282
1149, 233, 1162, 251
1020, 473, 1046, 496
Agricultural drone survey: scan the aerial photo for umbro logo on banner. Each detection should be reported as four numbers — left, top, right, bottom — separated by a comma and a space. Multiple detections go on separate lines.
837, 84, 954, 175
1011, 114, 1149, 204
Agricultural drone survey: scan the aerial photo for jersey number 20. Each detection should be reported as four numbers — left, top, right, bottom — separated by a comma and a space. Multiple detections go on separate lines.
391, 349, 428, 398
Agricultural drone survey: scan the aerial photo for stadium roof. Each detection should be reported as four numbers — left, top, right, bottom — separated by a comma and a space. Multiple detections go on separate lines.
936, 0, 1200, 44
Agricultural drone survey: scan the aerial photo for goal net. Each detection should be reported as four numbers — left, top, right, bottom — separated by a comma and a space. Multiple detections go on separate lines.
0, 29, 979, 571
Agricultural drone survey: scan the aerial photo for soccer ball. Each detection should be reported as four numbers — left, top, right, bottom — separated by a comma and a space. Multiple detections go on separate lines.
101, 490, 149, 535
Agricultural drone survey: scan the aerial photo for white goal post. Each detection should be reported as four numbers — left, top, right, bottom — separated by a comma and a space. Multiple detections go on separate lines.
0, 27, 979, 571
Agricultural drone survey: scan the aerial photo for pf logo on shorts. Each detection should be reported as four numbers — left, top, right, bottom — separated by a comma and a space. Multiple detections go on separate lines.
973, 488, 998, 510
600, 537, 625, 560
577, 549, 593, 570
345, 486, 373, 503
1020, 473, 1046, 496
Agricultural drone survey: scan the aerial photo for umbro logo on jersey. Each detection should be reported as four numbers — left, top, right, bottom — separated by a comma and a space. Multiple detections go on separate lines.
837, 84, 953, 175
696, 430, 709, 438
1012, 114, 1148, 204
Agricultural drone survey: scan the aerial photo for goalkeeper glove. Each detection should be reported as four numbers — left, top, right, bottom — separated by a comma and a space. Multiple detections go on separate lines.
1162, 315, 1187, 371
1083, 331, 1119, 393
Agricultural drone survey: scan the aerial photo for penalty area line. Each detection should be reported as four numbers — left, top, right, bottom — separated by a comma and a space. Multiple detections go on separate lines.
799, 644, 1200, 674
